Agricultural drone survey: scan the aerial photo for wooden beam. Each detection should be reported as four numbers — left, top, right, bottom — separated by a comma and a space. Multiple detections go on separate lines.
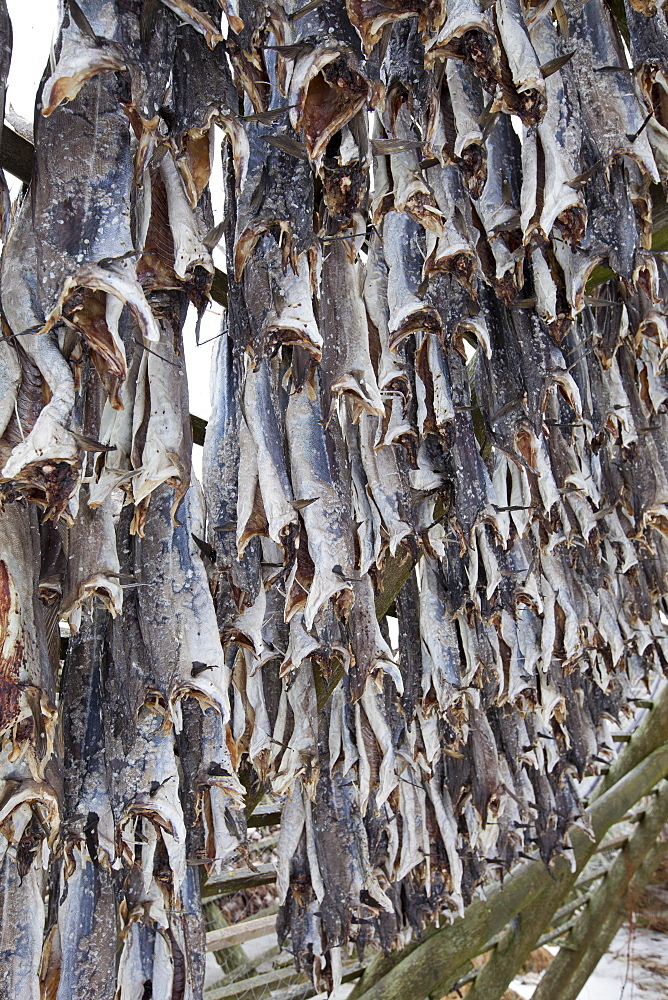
204, 963, 303, 999
349, 745, 668, 1000
247, 808, 281, 828
531, 780, 668, 1000
205, 912, 278, 952
191, 413, 207, 448
201, 862, 277, 900
592, 683, 668, 801
373, 549, 414, 620
203, 902, 248, 972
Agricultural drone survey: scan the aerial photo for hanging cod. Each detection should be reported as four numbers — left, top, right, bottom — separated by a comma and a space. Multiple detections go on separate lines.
1, 0, 668, 997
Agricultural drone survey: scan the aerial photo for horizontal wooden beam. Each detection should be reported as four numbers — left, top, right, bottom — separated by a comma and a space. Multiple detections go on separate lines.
202, 862, 277, 900
247, 812, 282, 829
191, 413, 207, 447
206, 912, 278, 952
204, 963, 303, 999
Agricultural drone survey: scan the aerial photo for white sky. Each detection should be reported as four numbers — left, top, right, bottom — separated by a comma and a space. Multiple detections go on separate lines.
6, 0, 57, 121
4, 0, 220, 479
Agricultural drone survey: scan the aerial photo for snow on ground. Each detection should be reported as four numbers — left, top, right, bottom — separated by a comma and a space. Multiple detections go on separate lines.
509, 926, 668, 1000
575, 926, 668, 1000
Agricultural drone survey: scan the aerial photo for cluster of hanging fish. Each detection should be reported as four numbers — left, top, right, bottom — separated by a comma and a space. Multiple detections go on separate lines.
2, 0, 668, 995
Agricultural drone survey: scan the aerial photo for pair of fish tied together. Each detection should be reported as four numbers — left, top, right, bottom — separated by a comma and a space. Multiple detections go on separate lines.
1, 0, 668, 996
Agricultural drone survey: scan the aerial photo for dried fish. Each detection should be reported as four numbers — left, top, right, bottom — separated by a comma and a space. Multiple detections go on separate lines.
4, 0, 668, 989
288, 40, 370, 160
321, 237, 384, 420
134, 483, 231, 719
285, 386, 354, 628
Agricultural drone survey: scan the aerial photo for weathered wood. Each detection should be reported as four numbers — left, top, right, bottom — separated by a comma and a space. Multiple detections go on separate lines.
350, 746, 668, 1000
202, 863, 277, 900
204, 963, 304, 1000
205, 959, 364, 1000
550, 838, 668, 996
464, 773, 668, 1000
531, 779, 668, 1000
373, 549, 415, 620
206, 943, 282, 992
1, 125, 31, 183
203, 902, 248, 971
191, 414, 207, 448
247, 809, 282, 829
206, 911, 278, 952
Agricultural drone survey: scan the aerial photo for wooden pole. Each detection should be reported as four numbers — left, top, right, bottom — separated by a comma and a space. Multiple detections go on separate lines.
350, 746, 668, 1000
531, 779, 668, 1000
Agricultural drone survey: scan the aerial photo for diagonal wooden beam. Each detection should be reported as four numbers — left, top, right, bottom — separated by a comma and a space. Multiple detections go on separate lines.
591, 683, 668, 801
1, 124, 32, 183
531, 780, 668, 1000
349, 745, 668, 1000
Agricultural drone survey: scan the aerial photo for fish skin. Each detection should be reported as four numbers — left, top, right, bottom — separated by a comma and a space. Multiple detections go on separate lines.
242, 360, 297, 548
378, 25, 441, 231
288, 41, 370, 161
34, 71, 135, 316
204, 209, 263, 614
130, 290, 191, 512
0, 195, 79, 512
311, 750, 382, 949
419, 558, 461, 711
54, 856, 117, 1000
424, 161, 477, 286
383, 210, 443, 348
134, 483, 230, 720
246, 240, 322, 360
0, 337, 22, 455
5, 0, 668, 983
473, 112, 525, 297
0, 499, 55, 756
202, 328, 255, 576
234, 120, 314, 282
567, 0, 659, 179
158, 0, 222, 47
55, 618, 120, 1000
321, 237, 384, 419
495, 0, 547, 125
285, 385, 354, 630
346, 0, 446, 54
396, 569, 423, 722
167, 865, 206, 1000
40, 1, 129, 117
171, 0, 236, 139
61, 489, 122, 627
0, 854, 44, 1000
